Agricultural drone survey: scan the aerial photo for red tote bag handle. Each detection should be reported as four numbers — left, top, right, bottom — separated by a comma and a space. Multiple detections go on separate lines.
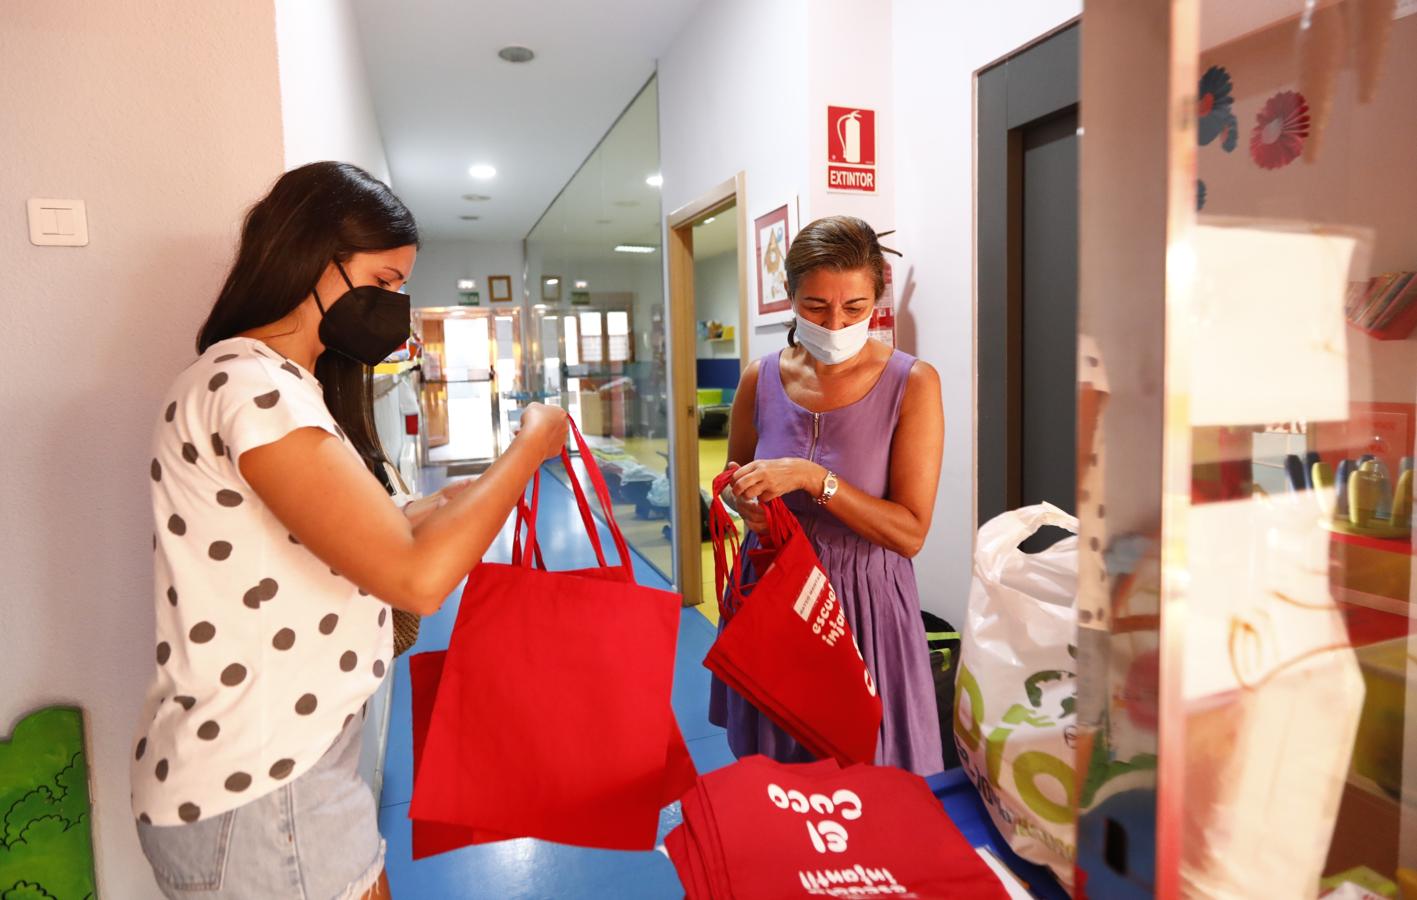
709, 470, 746, 618
511, 471, 547, 570
514, 417, 635, 579
708, 469, 802, 619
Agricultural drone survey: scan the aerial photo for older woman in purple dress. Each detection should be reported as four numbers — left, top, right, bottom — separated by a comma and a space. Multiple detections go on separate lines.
711, 216, 946, 776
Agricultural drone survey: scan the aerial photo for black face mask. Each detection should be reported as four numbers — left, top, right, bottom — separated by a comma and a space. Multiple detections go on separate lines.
313, 261, 411, 366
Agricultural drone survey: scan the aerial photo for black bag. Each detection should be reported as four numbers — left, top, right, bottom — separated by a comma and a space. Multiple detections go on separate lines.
920, 611, 961, 770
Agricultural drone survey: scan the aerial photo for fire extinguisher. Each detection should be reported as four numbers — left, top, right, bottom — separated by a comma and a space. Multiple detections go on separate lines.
836, 110, 862, 164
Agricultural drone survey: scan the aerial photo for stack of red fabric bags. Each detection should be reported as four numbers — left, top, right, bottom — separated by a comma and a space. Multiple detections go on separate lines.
666, 756, 1009, 899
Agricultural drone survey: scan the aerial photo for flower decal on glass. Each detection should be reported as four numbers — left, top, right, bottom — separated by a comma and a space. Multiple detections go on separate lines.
1250, 90, 1310, 170
1198, 65, 1239, 152
1197, 179, 1207, 212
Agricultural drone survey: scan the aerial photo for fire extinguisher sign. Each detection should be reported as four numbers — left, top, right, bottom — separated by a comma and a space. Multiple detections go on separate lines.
827, 106, 877, 194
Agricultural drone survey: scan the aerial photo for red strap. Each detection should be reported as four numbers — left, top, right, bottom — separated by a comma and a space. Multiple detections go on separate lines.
709, 470, 748, 619
760, 496, 798, 548
562, 418, 633, 575
511, 471, 547, 570
511, 418, 634, 578
708, 469, 806, 619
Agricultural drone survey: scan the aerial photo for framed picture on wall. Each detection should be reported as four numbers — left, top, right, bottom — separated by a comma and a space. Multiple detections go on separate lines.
541, 275, 562, 303
754, 203, 794, 323
489, 275, 513, 303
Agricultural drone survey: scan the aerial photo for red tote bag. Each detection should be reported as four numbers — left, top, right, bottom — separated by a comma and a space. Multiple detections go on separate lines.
705, 471, 883, 766
409, 420, 690, 851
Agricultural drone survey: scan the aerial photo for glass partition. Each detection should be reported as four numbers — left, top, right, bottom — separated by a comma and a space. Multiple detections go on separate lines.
524, 78, 673, 580
1081, 1, 1417, 894
1179, 2, 1417, 894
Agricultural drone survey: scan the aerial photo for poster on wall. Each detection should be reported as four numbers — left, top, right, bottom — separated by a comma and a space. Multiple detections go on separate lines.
827, 105, 877, 194
489, 275, 513, 302
754, 203, 794, 324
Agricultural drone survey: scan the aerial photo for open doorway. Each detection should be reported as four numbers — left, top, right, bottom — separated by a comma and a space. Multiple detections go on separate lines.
666, 174, 749, 616
414, 306, 523, 472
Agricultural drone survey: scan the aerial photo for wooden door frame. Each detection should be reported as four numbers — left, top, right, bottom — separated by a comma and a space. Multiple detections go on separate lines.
665, 172, 749, 604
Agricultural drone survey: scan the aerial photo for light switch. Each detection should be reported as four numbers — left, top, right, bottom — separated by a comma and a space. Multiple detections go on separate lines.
52, 207, 76, 235
27, 198, 88, 247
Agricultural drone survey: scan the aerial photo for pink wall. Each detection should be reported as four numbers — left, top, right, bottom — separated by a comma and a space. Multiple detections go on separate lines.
1, 3, 284, 894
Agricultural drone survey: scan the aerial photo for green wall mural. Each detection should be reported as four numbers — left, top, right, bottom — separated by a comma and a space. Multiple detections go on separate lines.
0, 707, 97, 900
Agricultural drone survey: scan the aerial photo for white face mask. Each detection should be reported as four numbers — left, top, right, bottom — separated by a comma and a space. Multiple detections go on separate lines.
793, 314, 871, 365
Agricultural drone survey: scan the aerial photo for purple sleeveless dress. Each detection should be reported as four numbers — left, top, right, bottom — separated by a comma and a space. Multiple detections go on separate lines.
708, 348, 945, 776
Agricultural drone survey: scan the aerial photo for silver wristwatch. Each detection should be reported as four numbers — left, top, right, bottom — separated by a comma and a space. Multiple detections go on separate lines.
815, 471, 839, 506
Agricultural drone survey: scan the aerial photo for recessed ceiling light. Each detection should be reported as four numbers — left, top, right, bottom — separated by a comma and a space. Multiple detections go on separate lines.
498, 45, 535, 64
613, 200, 639, 209
595, 218, 614, 225
459, 215, 481, 221
614, 244, 658, 254
468, 164, 497, 180
703, 217, 716, 225
461, 193, 492, 202
645, 173, 663, 188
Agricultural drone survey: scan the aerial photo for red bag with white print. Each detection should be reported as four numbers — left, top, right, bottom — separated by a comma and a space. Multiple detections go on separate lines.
705, 471, 883, 766
666, 756, 1008, 899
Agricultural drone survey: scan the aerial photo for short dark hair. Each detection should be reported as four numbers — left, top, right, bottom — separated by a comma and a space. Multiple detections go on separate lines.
197, 161, 419, 479
785, 216, 886, 300
784, 216, 885, 346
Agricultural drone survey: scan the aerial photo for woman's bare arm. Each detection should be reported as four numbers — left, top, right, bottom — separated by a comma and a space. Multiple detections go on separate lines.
239, 404, 567, 615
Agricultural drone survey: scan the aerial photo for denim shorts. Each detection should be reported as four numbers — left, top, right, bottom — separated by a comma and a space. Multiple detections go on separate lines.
136, 716, 384, 899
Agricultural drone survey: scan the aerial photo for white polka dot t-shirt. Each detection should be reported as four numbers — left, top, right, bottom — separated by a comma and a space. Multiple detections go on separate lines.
132, 337, 393, 826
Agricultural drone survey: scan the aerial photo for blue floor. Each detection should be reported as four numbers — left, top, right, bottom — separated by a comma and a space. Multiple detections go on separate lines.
378, 466, 730, 898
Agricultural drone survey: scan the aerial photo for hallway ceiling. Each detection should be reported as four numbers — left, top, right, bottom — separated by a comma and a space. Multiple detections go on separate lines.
351, 0, 698, 242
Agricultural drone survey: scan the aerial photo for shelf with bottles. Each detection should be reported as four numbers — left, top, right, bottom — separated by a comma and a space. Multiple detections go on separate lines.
1309, 454, 1415, 543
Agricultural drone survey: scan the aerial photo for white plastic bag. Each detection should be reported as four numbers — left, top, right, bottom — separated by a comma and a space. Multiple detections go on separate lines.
955, 503, 1080, 887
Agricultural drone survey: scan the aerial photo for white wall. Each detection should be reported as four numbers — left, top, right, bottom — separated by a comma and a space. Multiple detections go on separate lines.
807, 0, 896, 236
892, 0, 1082, 624
658, 0, 812, 361
0, 3, 285, 896
408, 238, 526, 310
694, 250, 741, 358
274, 0, 391, 184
